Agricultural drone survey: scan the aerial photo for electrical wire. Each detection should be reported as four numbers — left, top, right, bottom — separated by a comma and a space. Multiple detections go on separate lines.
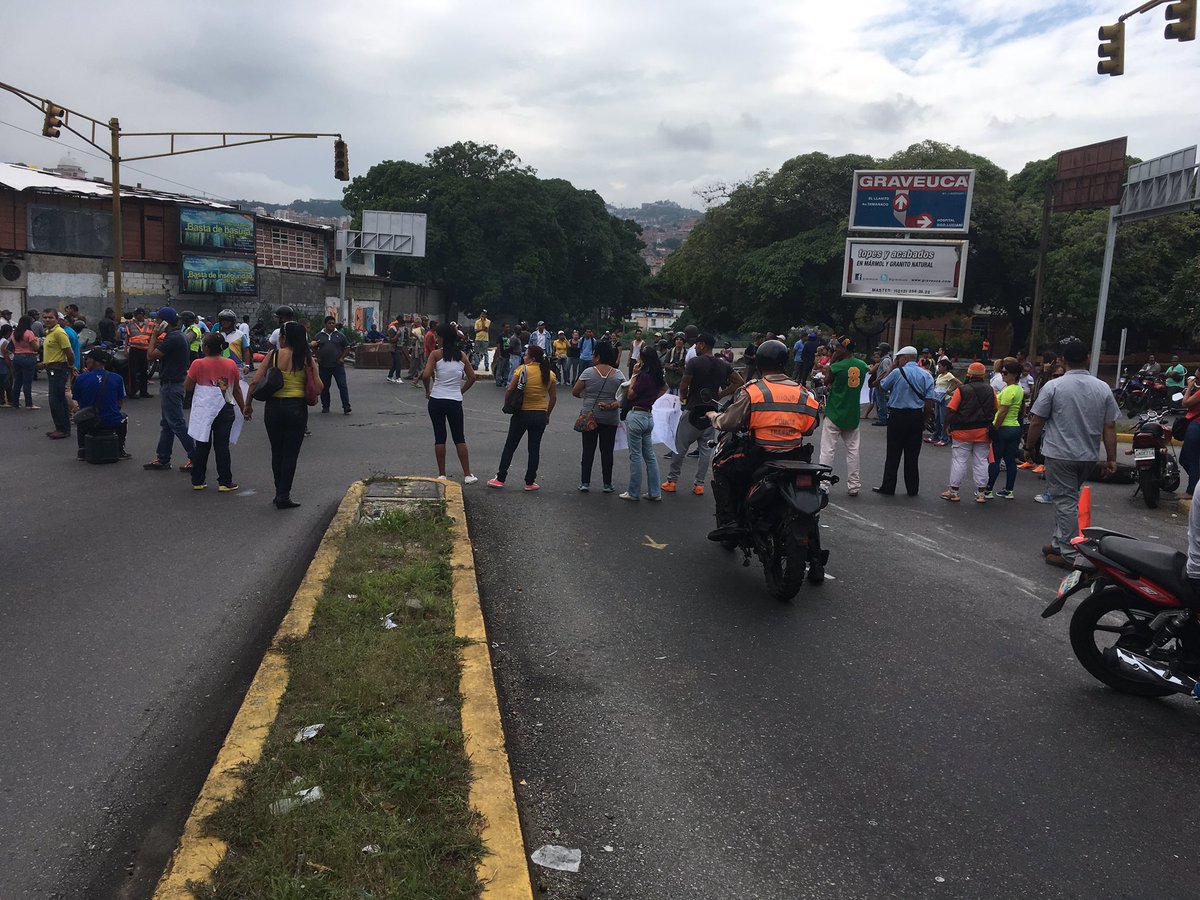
0, 116, 239, 202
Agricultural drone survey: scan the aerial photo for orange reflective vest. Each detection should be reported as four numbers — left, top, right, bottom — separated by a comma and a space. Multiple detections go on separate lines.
745, 380, 820, 452
127, 319, 152, 349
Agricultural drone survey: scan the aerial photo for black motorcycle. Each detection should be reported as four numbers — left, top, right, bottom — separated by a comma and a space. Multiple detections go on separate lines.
705, 398, 836, 601
1129, 407, 1181, 509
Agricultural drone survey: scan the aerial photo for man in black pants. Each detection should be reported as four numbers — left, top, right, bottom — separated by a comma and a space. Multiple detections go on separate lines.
872, 345, 935, 496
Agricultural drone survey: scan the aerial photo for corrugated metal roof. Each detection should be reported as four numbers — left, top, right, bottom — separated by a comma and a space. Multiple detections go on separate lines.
0, 162, 234, 208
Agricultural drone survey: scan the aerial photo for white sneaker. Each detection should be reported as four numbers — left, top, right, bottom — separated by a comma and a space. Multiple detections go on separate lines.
393, 377, 404, 384
463, 475, 479, 485
385, 377, 396, 383
436, 475, 449, 481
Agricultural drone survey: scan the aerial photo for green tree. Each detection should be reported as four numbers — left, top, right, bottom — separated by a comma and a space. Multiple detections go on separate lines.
341, 142, 647, 322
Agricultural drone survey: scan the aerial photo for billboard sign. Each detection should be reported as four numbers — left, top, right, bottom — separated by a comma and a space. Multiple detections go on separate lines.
180, 207, 256, 253
849, 170, 974, 233
1054, 137, 1127, 212
842, 238, 968, 303
181, 255, 257, 295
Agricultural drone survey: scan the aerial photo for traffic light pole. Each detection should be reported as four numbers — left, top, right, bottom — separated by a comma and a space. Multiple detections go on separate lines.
110, 119, 124, 322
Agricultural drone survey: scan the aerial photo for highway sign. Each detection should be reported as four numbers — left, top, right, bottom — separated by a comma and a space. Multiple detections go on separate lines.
842, 238, 968, 303
849, 170, 975, 233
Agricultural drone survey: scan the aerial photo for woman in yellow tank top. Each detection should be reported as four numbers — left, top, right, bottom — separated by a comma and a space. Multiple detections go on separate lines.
244, 320, 322, 508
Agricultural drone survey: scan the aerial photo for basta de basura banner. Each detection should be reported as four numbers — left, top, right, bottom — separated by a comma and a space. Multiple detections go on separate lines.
842, 238, 968, 303
179, 207, 256, 253
182, 254, 257, 295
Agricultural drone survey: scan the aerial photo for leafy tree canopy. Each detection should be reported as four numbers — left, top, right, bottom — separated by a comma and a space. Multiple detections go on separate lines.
655, 140, 1200, 351
341, 141, 647, 322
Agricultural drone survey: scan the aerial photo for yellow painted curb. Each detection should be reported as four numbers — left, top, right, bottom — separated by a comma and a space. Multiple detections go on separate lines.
443, 480, 535, 900
152, 480, 366, 899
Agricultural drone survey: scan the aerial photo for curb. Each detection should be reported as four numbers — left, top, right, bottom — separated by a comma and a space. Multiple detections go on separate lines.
152, 481, 366, 898
443, 479, 535, 900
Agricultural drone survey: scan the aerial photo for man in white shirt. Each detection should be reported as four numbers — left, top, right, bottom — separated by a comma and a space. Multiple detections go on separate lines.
268, 305, 295, 348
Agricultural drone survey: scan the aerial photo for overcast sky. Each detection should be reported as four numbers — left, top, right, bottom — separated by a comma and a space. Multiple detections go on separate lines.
1, 0, 1197, 210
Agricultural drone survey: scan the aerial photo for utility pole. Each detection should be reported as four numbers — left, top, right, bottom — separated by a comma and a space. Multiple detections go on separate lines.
0, 79, 348, 320
1026, 185, 1053, 357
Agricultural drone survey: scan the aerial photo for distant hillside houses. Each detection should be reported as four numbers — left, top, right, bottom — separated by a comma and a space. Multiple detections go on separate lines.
606, 200, 703, 275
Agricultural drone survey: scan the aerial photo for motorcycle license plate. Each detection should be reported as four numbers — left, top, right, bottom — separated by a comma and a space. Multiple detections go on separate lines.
1132, 447, 1156, 461
1056, 570, 1082, 600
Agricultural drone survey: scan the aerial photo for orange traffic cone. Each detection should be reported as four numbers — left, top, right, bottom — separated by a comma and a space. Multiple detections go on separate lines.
1077, 484, 1092, 536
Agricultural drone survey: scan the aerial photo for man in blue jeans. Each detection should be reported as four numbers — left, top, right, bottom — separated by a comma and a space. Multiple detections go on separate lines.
142, 306, 195, 472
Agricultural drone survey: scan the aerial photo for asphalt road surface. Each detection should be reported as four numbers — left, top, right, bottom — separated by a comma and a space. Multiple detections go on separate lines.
3, 365, 1195, 899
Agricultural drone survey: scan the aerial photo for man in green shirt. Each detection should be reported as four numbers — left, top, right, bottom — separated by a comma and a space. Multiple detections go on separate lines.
818, 337, 870, 496
1166, 356, 1188, 392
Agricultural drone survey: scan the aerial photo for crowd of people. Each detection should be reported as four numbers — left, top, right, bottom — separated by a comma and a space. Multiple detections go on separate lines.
6, 301, 1198, 572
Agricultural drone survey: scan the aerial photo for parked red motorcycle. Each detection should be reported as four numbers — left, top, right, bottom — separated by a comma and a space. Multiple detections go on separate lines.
1043, 527, 1200, 700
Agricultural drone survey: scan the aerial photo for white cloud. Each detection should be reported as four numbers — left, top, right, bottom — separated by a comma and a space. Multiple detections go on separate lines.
0, 0, 1196, 209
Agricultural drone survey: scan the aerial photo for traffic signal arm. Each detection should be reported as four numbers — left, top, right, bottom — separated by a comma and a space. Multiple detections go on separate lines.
1098, 22, 1126, 76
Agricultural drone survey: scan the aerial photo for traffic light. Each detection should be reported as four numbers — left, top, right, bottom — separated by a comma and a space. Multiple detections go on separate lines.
334, 139, 349, 181
42, 103, 65, 138
1165, 0, 1196, 41
1097, 22, 1125, 76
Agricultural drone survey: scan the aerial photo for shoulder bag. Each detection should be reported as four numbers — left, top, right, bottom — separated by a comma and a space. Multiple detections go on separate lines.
72, 371, 111, 428
304, 359, 320, 406
251, 350, 283, 402
502, 366, 527, 414
574, 368, 618, 433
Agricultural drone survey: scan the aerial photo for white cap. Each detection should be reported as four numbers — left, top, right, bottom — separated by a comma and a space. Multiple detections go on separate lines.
897, 345, 918, 357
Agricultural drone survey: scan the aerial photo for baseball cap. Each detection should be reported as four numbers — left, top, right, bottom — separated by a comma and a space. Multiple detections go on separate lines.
156, 306, 179, 324
897, 345, 918, 357
133, 307, 146, 316
836, 336, 856, 351
877, 342, 890, 351
967, 362, 987, 376
537, 320, 546, 326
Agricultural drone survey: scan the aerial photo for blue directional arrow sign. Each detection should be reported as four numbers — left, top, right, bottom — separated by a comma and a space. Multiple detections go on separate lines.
850, 169, 975, 233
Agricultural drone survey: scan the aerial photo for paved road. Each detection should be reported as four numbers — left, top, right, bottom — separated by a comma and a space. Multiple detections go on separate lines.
0, 368, 489, 898
467, 409, 1200, 898
5, 366, 1196, 899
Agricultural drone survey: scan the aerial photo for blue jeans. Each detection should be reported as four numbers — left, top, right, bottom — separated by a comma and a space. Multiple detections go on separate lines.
931, 397, 949, 443
1181, 419, 1200, 495
875, 388, 890, 424
625, 410, 660, 498
47, 366, 71, 433
155, 381, 195, 464
988, 425, 1021, 492
12, 355, 36, 406
319, 364, 350, 411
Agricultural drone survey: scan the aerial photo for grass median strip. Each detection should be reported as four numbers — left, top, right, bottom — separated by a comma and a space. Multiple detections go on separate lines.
198, 503, 483, 899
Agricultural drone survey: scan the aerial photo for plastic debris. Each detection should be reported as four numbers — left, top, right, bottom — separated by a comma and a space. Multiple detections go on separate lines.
270, 785, 324, 815
603, 845, 614, 853
293, 724, 325, 743
362, 844, 381, 855
531, 845, 581, 872
382, 613, 398, 630
347, 593, 359, 600
406, 598, 423, 611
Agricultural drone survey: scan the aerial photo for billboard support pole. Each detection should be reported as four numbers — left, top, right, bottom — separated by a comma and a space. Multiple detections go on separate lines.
892, 300, 903, 350
1027, 186, 1052, 357
338, 230, 349, 325
1089, 207, 1119, 377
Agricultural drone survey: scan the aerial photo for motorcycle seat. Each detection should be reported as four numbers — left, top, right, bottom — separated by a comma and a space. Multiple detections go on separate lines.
753, 460, 832, 480
1099, 536, 1197, 603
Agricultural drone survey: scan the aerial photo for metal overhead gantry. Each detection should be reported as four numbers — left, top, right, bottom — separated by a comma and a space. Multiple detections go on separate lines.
0, 79, 348, 319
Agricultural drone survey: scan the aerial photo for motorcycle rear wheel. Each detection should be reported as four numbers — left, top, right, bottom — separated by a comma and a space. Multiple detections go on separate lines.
763, 519, 807, 602
1139, 469, 1160, 509
1068, 588, 1176, 697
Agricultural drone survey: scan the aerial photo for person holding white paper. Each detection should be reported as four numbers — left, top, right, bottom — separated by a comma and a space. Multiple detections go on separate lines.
186, 332, 246, 492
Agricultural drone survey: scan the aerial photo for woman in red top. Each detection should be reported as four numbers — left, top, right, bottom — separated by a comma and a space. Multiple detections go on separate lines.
186, 332, 246, 492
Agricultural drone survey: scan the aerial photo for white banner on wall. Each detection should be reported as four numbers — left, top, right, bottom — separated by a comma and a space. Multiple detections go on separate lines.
841, 238, 968, 303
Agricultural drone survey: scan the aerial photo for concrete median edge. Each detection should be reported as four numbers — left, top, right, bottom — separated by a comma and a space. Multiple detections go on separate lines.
151, 480, 366, 899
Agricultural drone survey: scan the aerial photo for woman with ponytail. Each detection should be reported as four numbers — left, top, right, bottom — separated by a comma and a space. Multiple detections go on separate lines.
489, 344, 557, 491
